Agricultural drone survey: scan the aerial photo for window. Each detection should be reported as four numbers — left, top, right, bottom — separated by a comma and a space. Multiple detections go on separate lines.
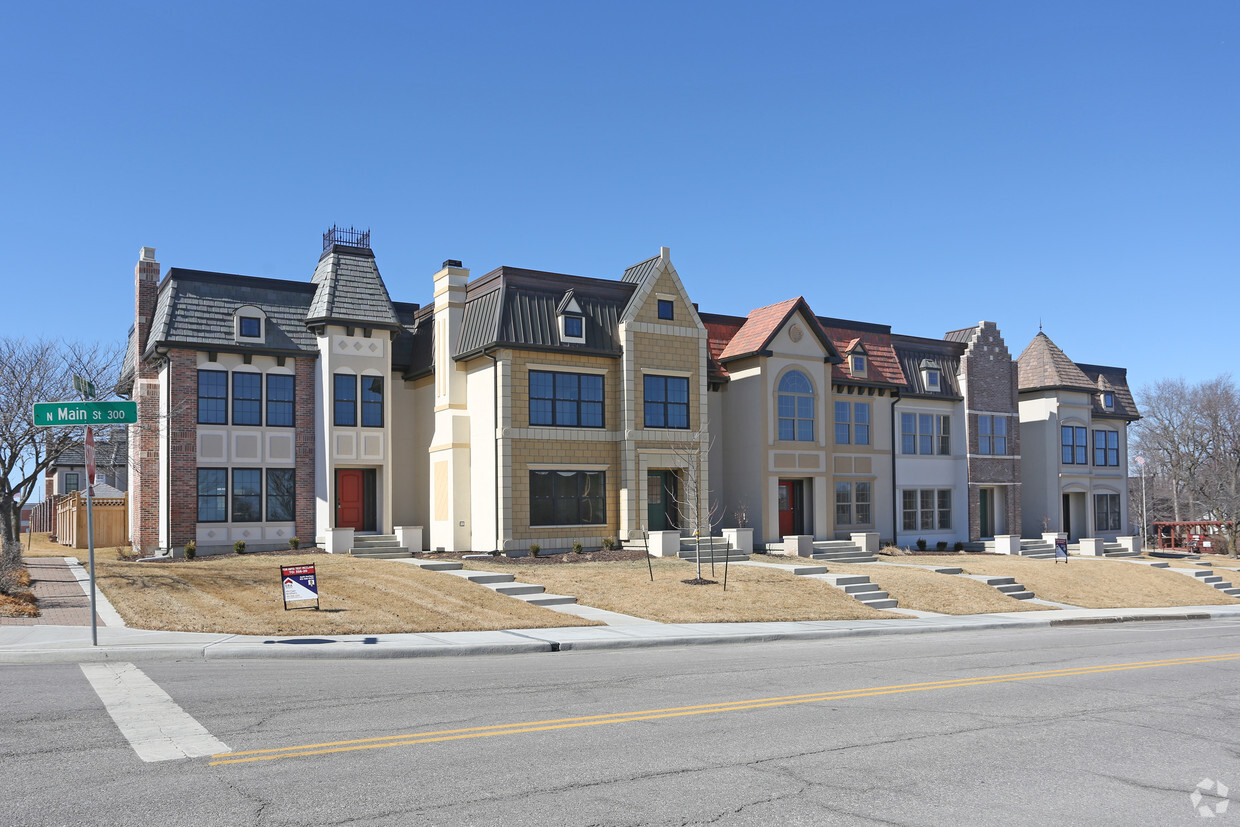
64, 473, 80, 493
232, 469, 261, 522
361, 376, 383, 427
900, 413, 950, 455
835, 481, 872, 525
238, 316, 261, 338
1095, 493, 1120, 531
530, 470, 606, 526
232, 372, 262, 426
333, 374, 356, 426
1061, 425, 1088, 464
835, 401, 871, 445
198, 370, 227, 424
777, 370, 814, 441
530, 371, 604, 428
266, 468, 296, 522
850, 355, 867, 375
979, 415, 1008, 455
267, 374, 294, 427
644, 375, 689, 429
902, 489, 952, 531
563, 315, 583, 339
1102, 392, 1114, 408
197, 469, 227, 522
1093, 429, 1119, 466
925, 369, 941, 391
657, 299, 674, 320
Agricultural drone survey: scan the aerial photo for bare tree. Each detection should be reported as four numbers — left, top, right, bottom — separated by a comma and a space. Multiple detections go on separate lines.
0, 338, 123, 553
668, 426, 723, 582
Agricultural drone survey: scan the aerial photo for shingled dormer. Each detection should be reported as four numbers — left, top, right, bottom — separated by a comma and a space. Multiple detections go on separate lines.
306, 226, 401, 333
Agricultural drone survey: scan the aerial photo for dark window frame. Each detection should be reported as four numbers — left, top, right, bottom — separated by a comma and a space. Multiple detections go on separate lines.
64, 472, 80, 493
643, 374, 689, 429
198, 369, 228, 425
657, 299, 674, 320
562, 314, 584, 339
197, 468, 227, 523
529, 470, 607, 527
334, 374, 357, 427
266, 468, 296, 522
231, 468, 262, 523
1061, 425, 1088, 464
1094, 492, 1121, 531
361, 375, 384, 428
232, 371, 262, 427
529, 370, 604, 428
238, 316, 262, 338
266, 374, 294, 428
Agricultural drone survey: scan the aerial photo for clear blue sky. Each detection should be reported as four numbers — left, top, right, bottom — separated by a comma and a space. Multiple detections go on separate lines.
4, 1, 1236, 396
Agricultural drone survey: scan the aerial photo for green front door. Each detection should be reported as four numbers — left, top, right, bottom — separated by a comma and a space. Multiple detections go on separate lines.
647, 471, 678, 531
979, 488, 991, 537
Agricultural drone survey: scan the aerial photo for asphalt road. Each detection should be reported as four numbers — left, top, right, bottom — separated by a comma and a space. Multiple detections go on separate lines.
4, 621, 1240, 826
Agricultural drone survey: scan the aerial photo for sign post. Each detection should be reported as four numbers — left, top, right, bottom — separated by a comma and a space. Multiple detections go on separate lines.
84, 426, 97, 644
281, 564, 320, 610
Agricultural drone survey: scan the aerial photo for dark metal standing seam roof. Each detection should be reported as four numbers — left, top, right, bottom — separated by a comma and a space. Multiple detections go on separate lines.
621, 255, 659, 284
892, 340, 965, 399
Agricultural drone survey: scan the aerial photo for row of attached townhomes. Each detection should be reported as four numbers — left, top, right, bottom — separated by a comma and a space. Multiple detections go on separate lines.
117, 229, 1140, 557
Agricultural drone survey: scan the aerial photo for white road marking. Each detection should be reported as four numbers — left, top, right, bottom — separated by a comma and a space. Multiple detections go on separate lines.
80, 662, 230, 762
64, 556, 127, 627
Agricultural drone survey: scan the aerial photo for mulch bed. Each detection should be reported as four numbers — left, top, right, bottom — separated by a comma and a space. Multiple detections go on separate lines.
138, 549, 328, 563
414, 548, 653, 565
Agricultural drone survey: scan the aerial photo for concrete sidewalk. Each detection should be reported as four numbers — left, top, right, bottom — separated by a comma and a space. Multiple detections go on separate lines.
5, 557, 1240, 664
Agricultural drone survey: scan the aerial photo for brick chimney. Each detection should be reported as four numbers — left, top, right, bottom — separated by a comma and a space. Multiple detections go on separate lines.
131, 246, 162, 554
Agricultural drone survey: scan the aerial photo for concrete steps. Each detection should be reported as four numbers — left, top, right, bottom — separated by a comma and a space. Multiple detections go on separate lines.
1192, 569, 1240, 598
442, 568, 578, 606
678, 540, 749, 563
810, 542, 876, 564
980, 575, 1034, 600
1102, 542, 1141, 558
349, 534, 412, 559
821, 573, 898, 610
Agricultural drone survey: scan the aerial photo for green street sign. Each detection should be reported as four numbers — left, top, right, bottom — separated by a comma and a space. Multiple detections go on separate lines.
33, 400, 138, 426
73, 375, 97, 399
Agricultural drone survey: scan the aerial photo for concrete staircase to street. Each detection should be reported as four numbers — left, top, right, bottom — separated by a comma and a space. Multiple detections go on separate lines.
809, 540, 876, 564
1191, 569, 1240, 598
679, 537, 749, 563
970, 575, 1034, 600
349, 534, 412, 559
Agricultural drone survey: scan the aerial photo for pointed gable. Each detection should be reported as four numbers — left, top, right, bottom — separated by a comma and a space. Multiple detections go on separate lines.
715, 297, 840, 364
817, 317, 906, 387
618, 246, 703, 330
306, 244, 401, 330
1016, 332, 1095, 392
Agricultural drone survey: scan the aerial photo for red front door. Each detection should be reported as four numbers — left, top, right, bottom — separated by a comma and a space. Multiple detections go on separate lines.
778, 481, 795, 536
337, 469, 365, 530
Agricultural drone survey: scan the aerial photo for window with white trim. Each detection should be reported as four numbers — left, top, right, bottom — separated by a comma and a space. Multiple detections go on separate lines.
902, 489, 952, 531
1095, 493, 1120, 531
835, 481, 871, 525
1061, 425, 1088, 464
777, 370, 814, 441
835, 401, 871, 445
978, 415, 1007, 455
900, 413, 950, 455
1093, 429, 1119, 466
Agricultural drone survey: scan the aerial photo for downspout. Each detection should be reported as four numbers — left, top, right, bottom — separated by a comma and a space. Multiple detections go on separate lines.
164, 353, 172, 557
890, 391, 899, 548
485, 349, 501, 554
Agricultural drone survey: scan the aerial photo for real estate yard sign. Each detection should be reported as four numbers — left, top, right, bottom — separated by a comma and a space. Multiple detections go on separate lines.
281, 564, 320, 610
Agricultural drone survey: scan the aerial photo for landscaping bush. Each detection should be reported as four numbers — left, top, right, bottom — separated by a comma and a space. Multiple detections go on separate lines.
936, 541, 948, 551
880, 544, 910, 556
529, 542, 541, 558
288, 537, 300, 550
184, 541, 196, 560
572, 540, 584, 554
601, 537, 617, 551
233, 540, 246, 554
954, 541, 965, 552
916, 538, 927, 550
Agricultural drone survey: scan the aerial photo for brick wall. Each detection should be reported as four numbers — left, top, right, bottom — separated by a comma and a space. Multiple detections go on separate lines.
167, 349, 198, 549
960, 322, 1022, 540
294, 356, 317, 543
130, 252, 161, 552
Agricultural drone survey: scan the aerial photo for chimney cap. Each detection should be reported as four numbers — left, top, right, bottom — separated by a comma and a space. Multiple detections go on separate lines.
140, 246, 156, 261
443, 259, 463, 269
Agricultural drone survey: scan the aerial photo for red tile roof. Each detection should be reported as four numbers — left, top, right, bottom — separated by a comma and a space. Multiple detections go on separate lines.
717, 298, 802, 361
818, 321, 906, 387
702, 315, 745, 380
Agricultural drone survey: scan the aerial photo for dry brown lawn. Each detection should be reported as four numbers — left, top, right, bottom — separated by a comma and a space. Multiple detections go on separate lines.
825, 562, 1052, 614
95, 554, 596, 635
16, 533, 97, 558
901, 555, 1237, 608
461, 558, 900, 622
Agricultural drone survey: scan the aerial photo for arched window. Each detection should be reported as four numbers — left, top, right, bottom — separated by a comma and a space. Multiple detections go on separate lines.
777, 370, 815, 441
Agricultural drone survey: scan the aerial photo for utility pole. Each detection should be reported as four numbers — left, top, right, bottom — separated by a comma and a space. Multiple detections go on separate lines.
1135, 455, 1148, 547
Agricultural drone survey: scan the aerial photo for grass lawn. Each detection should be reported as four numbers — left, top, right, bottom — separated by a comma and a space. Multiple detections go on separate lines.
16, 532, 101, 558
825, 562, 1052, 614
898, 555, 1238, 608
94, 554, 596, 635
461, 557, 900, 623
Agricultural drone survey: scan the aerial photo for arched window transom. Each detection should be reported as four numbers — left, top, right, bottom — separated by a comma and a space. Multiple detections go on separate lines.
777, 370, 815, 441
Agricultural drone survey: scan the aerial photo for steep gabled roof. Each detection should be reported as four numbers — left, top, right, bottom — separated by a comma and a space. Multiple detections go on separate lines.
306, 245, 401, 330
716, 297, 841, 363
817, 317, 906, 388
699, 313, 746, 381
1016, 332, 1095, 392
621, 254, 660, 284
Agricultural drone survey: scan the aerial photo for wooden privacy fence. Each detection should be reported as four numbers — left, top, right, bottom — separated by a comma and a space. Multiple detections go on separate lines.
55, 491, 129, 549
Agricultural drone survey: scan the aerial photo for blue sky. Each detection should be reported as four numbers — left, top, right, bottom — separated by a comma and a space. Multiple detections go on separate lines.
4, 1, 1236, 396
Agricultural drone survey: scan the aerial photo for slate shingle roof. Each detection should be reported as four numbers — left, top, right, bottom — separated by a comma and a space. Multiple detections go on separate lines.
1078, 363, 1140, 420
144, 270, 318, 357
52, 436, 128, 467
306, 245, 401, 329
1016, 332, 1095, 392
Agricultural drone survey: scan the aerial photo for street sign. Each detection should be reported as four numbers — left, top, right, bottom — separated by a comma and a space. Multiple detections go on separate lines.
33, 400, 137, 426
73, 375, 97, 399
281, 564, 320, 610
85, 426, 96, 487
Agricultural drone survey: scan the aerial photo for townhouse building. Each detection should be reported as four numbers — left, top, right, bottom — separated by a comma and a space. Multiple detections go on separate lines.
118, 231, 1135, 556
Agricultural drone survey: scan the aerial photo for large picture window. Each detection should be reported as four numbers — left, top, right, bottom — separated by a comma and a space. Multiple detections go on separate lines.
267, 374, 294, 427
902, 489, 952, 531
644, 375, 689, 429
979, 415, 1007, 455
1062, 425, 1088, 464
835, 481, 871, 525
232, 372, 262, 426
231, 469, 262, 522
530, 470, 606, 526
901, 413, 950, 455
334, 374, 356, 426
777, 371, 815, 441
197, 469, 227, 523
1095, 493, 1120, 531
529, 371, 604, 428
266, 468, 296, 522
835, 401, 871, 445
361, 376, 384, 427
1093, 430, 1119, 466
198, 370, 227, 425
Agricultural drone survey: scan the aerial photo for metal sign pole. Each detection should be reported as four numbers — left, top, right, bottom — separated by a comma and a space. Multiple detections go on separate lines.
85, 425, 97, 646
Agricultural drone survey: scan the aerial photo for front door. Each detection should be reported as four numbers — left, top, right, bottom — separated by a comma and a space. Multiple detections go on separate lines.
979, 488, 992, 538
647, 471, 679, 531
778, 480, 803, 536
337, 469, 366, 530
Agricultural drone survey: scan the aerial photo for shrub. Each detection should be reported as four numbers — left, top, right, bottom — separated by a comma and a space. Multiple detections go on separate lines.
936, 541, 948, 551
880, 544, 910, 556
184, 540, 196, 560
601, 537, 617, 551
916, 538, 927, 550
954, 541, 965, 552
233, 540, 246, 554
572, 540, 584, 554
529, 542, 541, 558
288, 537, 300, 550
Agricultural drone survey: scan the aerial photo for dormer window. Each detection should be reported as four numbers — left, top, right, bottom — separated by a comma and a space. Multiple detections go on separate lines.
557, 290, 586, 344
234, 306, 266, 342
1102, 392, 1114, 409
850, 354, 867, 376
925, 369, 940, 390
919, 359, 941, 392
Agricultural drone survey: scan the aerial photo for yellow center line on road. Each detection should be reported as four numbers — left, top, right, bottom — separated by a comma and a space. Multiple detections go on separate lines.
209, 652, 1240, 766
